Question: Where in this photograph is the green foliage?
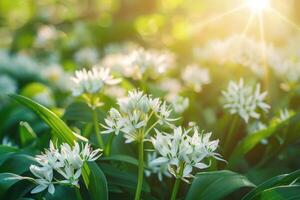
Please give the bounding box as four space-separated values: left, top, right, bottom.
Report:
186 170 255 200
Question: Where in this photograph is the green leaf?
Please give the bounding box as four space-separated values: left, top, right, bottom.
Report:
10 94 77 144
186 170 255 200
100 163 150 193
19 121 37 146
0 145 18 166
260 185 300 200
228 125 277 167
63 102 105 123
82 162 108 200
0 154 35 174
0 173 26 198
243 169 300 200
100 154 139 166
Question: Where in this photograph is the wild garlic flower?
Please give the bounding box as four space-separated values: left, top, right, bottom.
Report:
222 79 270 123
170 95 189 114
29 141 101 195
182 64 211 92
151 126 222 182
35 25 58 48
71 67 121 97
74 47 99 67
0 75 17 96
102 90 176 143
101 47 175 80
145 152 171 182
30 165 55 194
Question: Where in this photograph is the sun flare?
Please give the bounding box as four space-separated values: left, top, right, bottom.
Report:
246 0 270 13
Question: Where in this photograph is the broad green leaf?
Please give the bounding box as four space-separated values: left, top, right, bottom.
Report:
0 145 18 166
260 185 300 200
100 163 150 192
0 154 35 174
100 154 139 166
186 170 255 200
10 94 77 144
63 102 105 122
82 162 108 200
243 169 300 200
19 121 37 146
0 173 26 198
228 112 300 167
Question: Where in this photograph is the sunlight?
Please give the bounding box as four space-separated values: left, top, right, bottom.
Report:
246 0 270 13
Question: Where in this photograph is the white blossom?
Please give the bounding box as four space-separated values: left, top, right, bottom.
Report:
101 47 175 80
222 79 270 123
145 152 171 181
102 90 175 143
29 141 101 195
151 126 222 182
30 165 55 194
170 95 189 114
71 67 121 96
74 47 99 67
182 64 210 92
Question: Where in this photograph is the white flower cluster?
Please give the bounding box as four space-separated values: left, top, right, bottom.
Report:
151 126 222 182
71 67 121 96
29 141 101 195
74 47 99 67
101 47 175 80
145 152 171 182
0 50 40 80
170 95 189 114
195 35 269 77
182 64 211 92
34 25 59 48
102 90 175 143
222 79 270 123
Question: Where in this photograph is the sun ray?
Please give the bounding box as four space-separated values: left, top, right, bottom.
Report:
241 12 255 36
191 4 247 32
258 12 270 97
270 7 300 31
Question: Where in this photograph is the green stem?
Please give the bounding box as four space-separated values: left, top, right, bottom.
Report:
104 133 115 156
170 162 185 200
75 188 83 200
224 115 239 155
134 139 144 200
144 120 160 137
92 109 104 149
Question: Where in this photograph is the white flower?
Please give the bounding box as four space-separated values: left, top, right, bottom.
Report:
102 90 175 143
0 75 17 95
35 25 58 48
151 126 222 181
29 141 101 194
74 47 99 66
278 108 293 122
170 95 189 114
222 79 270 123
145 152 171 181
182 64 210 92
101 47 175 80
80 143 102 161
71 67 121 96
57 165 82 187
30 165 55 194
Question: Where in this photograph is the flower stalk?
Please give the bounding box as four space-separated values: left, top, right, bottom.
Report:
170 162 184 200
92 108 104 149
224 115 238 155
135 136 144 200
